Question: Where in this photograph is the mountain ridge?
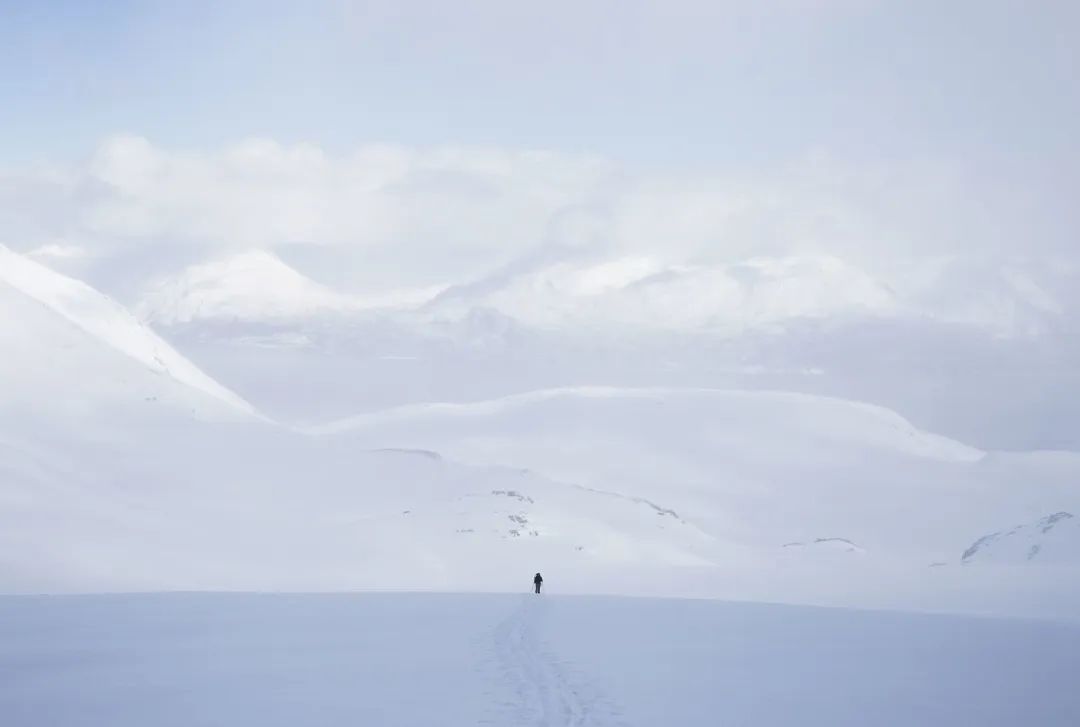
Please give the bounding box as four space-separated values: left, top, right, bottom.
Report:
0 245 257 419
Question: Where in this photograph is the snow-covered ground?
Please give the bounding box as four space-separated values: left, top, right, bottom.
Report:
2 245 1079 618
1 592 1078 727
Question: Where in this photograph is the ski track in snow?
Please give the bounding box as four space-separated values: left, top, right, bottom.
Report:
492 596 623 727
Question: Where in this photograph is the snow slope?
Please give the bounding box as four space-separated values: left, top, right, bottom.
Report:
1 592 1078 727
0 424 721 593
0 245 255 419
134 252 906 334
4 350 1076 615
312 387 1005 557
307 386 1080 612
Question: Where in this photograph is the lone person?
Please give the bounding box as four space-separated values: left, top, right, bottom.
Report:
533 572 543 594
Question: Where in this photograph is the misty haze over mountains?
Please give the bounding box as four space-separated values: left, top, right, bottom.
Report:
112 240 1080 450
6 134 1079 452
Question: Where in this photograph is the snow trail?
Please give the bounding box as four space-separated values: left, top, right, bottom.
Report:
493 596 623 726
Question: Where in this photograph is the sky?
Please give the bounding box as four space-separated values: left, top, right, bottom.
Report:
2 0 1077 168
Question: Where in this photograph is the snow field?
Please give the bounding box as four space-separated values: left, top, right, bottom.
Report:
1 593 1078 727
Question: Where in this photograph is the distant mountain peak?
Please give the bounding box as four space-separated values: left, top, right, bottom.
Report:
137 250 442 325
136 250 352 325
421 253 904 333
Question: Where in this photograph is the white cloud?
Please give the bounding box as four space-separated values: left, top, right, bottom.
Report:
1 138 1034 263
0 135 1074 336
61 136 616 281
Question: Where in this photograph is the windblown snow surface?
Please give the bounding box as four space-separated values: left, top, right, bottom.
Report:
3 246 1080 725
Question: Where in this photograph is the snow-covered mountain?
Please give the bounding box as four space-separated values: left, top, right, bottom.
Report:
134 247 1071 337
962 512 1079 565
418 251 1071 338
425 255 904 333
3 248 1080 617
136 250 442 325
126 246 1080 450
0 245 255 420
136 250 353 324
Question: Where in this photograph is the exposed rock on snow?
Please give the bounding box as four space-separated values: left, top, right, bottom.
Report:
962 512 1079 565
782 538 865 553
